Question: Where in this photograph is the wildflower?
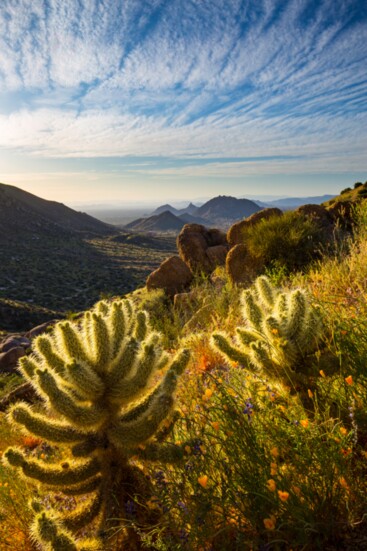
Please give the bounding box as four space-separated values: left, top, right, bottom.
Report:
345 375 353 385
271 328 279 335
339 477 349 490
40 453 46 460
243 398 254 419
198 475 208 488
341 447 352 457
307 389 313 399
267 479 276 492
340 427 348 436
319 369 326 377
263 516 276 530
203 388 213 400
278 490 289 502
270 447 279 458
211 421 220 431
300 419 309 428
270 462 277 476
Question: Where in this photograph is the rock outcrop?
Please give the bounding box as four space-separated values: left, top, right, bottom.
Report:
295 204 333 227
146 255 193 296
177 224 228 274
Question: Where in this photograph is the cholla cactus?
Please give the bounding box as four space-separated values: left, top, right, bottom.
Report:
3 299 190 550
212 276 323 385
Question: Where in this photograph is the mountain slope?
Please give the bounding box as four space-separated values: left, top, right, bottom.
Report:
196 195 261 223
125 211 186 232
0 184 177 327
0 182 113 242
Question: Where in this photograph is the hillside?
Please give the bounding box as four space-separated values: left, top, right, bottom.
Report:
0 182 113 242
323 181 367 205
0 184 177 329
125 211 186 232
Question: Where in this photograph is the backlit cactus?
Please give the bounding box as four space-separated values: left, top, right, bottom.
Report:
3 299 190 550
212 276 323 385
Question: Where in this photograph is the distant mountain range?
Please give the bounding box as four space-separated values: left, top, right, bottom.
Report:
126 195 261 231
253 195 336 209
125 193 337 232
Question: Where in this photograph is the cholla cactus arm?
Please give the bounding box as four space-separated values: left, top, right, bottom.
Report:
61 476 102 496
285 290 307 343
66 361 104 400
4 449 100 486
242 290 263 332
109 343 157 402
8 403 87 443
36 369 106 428
55 323 90 364
35 336 66 374
33 511 78 551
90 314 110 372
255 276 276 309
134 311 148 341
31 503 102 551
236 328 259 346
212 333 249 366
18 356 38 382
105 337 139 389
62 491 103 531
108 394 174 449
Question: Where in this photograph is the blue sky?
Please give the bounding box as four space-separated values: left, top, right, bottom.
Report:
0 0 366 206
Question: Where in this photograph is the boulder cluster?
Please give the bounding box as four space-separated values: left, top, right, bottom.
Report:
146 202 354 297
0 321 56 375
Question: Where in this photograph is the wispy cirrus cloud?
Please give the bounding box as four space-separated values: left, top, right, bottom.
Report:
0 0 366 198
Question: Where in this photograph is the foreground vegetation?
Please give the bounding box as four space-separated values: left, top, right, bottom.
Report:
1 202 367 549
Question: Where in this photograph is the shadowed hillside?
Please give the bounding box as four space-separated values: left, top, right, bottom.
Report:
0 184 176 329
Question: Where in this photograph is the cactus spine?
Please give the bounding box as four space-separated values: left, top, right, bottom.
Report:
212 276 323 385
4 299 190 550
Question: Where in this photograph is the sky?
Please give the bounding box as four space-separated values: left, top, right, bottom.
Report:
0 0 366 206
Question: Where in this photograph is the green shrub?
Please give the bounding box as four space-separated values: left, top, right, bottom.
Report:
240 211 324 273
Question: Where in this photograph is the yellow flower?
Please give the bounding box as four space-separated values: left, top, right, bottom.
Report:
211 421 220 431
270 447 279 458
319 369 326 378
339 477 349 490
267 479 276 492
263 516 276 530
278 490 289 502
198 475 208 488
307 389 313 399
300 419 309 428
345 375 353 385
339 427 348 436
270 462 277 476
202 388 213 400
